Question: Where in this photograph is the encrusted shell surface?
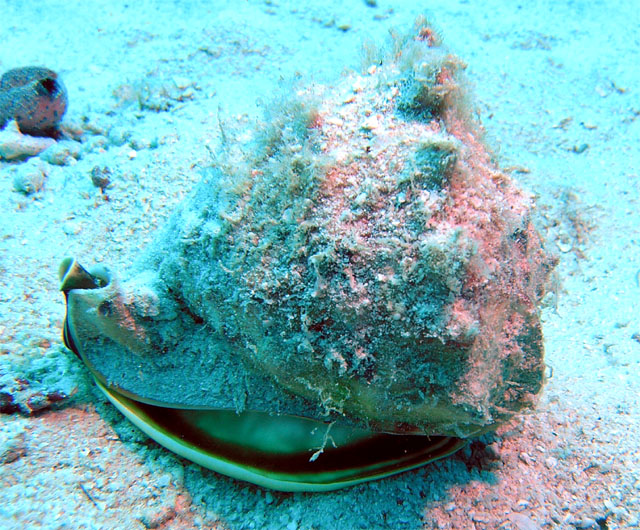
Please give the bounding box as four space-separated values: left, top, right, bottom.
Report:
65 22 554 438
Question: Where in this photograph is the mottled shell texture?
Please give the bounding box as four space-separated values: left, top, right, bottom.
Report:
66 22 553 438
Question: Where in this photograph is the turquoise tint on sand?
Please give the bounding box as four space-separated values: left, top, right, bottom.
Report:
1 1 639 528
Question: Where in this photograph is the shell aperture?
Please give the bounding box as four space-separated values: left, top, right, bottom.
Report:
95 378 466 492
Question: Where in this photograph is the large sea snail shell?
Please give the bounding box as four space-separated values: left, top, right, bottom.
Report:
59 258 466 491
58 20 553 491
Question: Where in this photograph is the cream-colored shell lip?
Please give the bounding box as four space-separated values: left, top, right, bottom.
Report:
95 377 466 492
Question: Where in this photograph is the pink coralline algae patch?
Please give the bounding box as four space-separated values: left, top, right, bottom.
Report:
235 20 556 435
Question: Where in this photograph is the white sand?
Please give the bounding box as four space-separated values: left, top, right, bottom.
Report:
1 1 638 529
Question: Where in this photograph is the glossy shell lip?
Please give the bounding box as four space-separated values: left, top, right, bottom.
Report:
60 258 466 491
97 378 466 492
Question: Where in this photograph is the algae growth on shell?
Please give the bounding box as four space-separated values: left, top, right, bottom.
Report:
63 19 554 440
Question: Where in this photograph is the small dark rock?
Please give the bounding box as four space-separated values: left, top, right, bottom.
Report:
0 392 19 414
90 166 112 191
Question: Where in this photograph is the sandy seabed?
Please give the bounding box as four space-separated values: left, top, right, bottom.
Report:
1 1 639 529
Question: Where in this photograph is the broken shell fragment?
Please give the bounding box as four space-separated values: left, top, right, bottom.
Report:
59 19 554 490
